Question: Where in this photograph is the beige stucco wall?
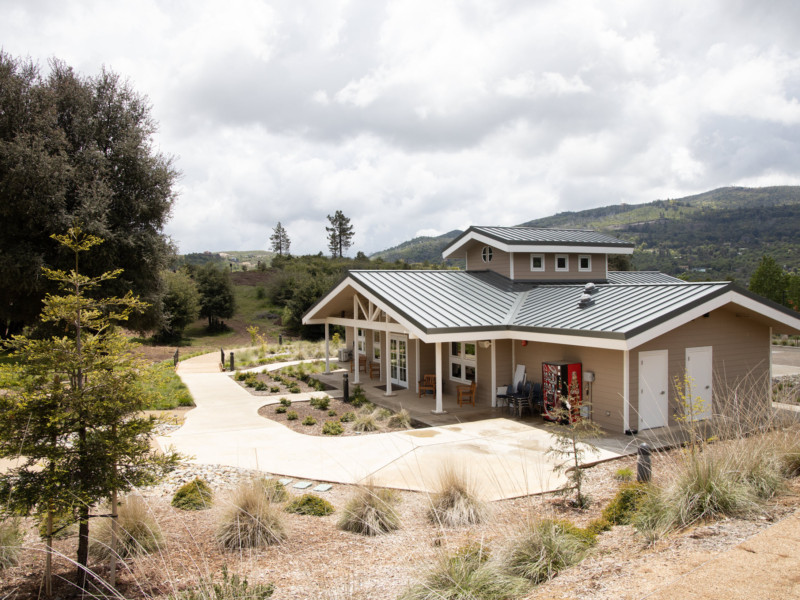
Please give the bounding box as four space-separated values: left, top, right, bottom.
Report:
465 243 512 277
631 306 771 429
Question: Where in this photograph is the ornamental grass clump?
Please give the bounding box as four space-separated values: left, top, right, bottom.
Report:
504 519 594 585
170 565 274 599
258 478 288 503
400 542 528 600
352 414 378 432
338 486 400 536
0 517 23 570
388 408 411 429
216 481 287 549
427 464 488 527
90 495 163 559
172 478 213 511
285 493 334 517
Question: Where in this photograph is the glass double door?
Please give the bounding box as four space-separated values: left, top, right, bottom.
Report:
389 336 408 388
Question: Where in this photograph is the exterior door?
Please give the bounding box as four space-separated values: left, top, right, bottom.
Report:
638 350 668 431
686 346 713 421
390 336 408 387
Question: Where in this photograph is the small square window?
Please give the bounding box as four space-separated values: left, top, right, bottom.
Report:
530 254 545 272
579 255 591 272
555 255 569 272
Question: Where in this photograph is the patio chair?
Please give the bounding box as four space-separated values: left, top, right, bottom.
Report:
517 382 535 417
457 381 477 406
369 361 381 379
531 382 543 414
350 354 367 374
510 381 532 417
418 373 436 397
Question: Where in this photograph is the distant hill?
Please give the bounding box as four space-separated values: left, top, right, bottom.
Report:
370 229 463 264
370 186 800 283
177 250 276 271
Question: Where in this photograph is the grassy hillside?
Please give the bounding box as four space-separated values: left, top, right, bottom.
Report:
370 230 463 264
370 186 800 283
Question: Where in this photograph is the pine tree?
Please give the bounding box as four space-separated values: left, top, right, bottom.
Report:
326 210 355 258
0 227 178 591
270 222 291 255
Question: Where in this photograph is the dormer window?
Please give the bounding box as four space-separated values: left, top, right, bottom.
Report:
530 254 545 272
481 246 493 263
555 255 569 272
579 255 591 272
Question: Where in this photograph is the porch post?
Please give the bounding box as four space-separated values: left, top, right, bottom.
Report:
490 341 497 408
433 341 445 414
324 322 330 374
385 315 392 396
623 349 630 433
353 296 360 384
415 339 420 395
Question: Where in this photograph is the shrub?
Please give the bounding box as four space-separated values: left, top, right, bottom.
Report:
353 414 378 432
349 385 367 407
585 517 612 535
614 467 634 481
311 396 330 411
275 405 287 414
269 386 280 393
286 411 298 421
338 486 400 536
388 409 411 429
0 518 23 570
327 409 337 417
285 494 335 517
216 481 287 549
172 478 213 511
339 411 356 423
254 381 268 391
302 416 317 426
505 519 593 584
427 464 488 527
90 495 163 559
170 565 274 599
322 421 344 436
374 408 392 421
234 372 248 382
400 543 528 600
279 398 292 407
602 483 648 525
288 385 301 394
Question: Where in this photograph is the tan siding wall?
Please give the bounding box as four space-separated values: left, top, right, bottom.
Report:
513 252 606 281
495 339 513 389
512 341 626 432
465 241 511 277
476 343 492 405
631 307 771 428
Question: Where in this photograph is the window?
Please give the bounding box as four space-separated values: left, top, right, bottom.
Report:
555 255 569 272
372 330 381 361
481 246 493 263
579 255 591 272
450 341 477 383
530 254 545 272
357 328 366 355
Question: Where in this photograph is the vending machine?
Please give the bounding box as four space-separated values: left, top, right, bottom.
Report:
541 361 583 422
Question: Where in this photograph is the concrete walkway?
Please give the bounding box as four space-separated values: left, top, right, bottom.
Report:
158 353 620 501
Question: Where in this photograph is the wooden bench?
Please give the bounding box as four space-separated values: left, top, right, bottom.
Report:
418 374 436 397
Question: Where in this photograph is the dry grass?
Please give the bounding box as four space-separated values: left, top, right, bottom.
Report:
427 463 489 528
338 485 401 536
504 519 593 584
215 480 287 550
90 495 163 560
0 517 23 569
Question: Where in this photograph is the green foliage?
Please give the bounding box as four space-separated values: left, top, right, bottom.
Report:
614 467 634 481
327 409 337 417
270 222 291 256
302 416 316 426
400 543 528 600
322 421 344 436
196 263 236 331
90 495 163 559
0 227 179 586
749 255 789 304
375 408 392 421
338 486 400 536
349 385 367 407
274 405 287 414
0 53 178 335
505 519 594 584
288 384 301 394
216 481 287 549
138 360 194 409
602 483 648 526
326 210 355 258
169 565 274 600
0 518 23 570
284 494 334 517
339 411 356 423
279 398 292 407
37 508 77 540
286 411 298 421
172 478 213 511
158 270 200 341
310 396 330 411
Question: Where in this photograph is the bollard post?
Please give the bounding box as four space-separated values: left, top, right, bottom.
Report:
229 352 235 372
279 334 283 346
173 349 179 368
221 348 225 365
343 373 349 403
637 443 652 483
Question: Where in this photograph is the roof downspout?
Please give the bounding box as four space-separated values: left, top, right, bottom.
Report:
623 349 630 434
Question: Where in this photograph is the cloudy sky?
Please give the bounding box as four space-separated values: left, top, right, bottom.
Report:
3 1 800 255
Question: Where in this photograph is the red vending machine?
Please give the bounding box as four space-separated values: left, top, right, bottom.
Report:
542 361 582 422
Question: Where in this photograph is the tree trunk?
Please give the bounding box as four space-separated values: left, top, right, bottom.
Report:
76 503 90 590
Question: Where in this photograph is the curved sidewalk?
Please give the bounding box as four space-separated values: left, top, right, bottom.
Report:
158 353 620 500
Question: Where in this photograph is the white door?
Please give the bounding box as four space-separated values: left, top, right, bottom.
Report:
638 350 668 431
390 336 408 387
686 346 713 421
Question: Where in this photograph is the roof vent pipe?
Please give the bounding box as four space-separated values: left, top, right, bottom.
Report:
584 282 597 294
578 293 594 308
